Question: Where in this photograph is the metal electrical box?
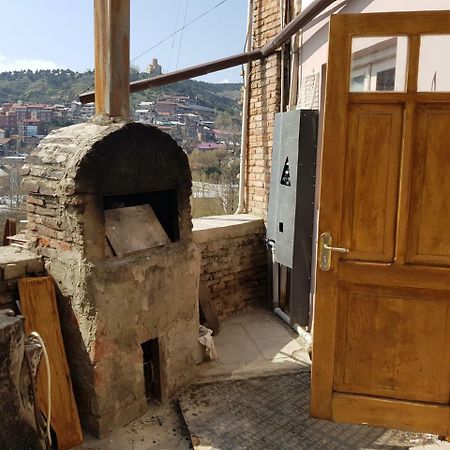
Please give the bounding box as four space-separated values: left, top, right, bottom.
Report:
267 109 318 326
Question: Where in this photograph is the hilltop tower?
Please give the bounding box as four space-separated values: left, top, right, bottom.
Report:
146 58 162 77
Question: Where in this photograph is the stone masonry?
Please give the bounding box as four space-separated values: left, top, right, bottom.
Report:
0 247 45 313
193 215 268 321
246 0 282 217
22 121 201 437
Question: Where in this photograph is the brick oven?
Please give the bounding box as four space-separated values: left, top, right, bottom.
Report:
22 121 201 437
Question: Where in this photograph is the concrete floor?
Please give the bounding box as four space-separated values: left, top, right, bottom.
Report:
195 306 311 382
74 401 192 450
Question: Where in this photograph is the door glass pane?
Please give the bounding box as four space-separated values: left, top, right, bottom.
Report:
418 35 450 92
350 36 408 92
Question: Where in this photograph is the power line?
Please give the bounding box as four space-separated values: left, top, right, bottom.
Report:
175 0 189 70
167 0 183 71
130 0 228 64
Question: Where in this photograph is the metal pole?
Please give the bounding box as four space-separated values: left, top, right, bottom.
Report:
235 0 253 214
80 0 338 104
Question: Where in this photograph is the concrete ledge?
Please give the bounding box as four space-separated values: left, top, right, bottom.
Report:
0 246 44 280
192 214 265 244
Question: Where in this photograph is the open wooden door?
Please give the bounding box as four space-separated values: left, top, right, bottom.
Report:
312 11 450 435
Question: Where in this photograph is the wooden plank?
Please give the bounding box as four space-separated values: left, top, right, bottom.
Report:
337 11 450 36
311 13 351 420
332 393 450 436
105 204 170 256
199 280 220 336
406 34 420 94
18 276 83 450
349 92 450 104
94 0 130 118
339 262 450 292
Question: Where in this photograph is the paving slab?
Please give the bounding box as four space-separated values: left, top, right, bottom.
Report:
196 306 311 382
242 320 293 340
179 372 439 450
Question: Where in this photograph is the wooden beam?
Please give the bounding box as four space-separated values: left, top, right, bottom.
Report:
94 0 130 118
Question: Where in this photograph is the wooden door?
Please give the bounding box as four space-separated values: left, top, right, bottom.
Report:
312 11 450 435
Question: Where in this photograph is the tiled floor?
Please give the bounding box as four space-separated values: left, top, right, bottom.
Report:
180 372 442 450
196 306 311 382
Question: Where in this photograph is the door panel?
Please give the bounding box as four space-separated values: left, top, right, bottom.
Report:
312 11 450 435
408 106 450 265
332 394 450 436
341 104 402 262
334 281 450 404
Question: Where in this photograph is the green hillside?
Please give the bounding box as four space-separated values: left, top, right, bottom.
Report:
0 69 242 115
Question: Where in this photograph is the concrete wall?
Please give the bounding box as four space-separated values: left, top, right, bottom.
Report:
193 215 268 320
82 241 200 436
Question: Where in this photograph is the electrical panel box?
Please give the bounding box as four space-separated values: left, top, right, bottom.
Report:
267 109 319 326
267 109 318 267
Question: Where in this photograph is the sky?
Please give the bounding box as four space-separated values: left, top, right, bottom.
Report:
0 0 249 83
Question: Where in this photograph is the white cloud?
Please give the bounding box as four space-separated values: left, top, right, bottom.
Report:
0 53 61 72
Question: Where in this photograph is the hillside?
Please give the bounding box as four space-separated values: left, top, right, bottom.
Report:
0 69 242 115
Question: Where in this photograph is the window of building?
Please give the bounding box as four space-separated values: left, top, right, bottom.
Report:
350 36 408 92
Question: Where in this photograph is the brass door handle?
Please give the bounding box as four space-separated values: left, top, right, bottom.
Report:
323 243 349 253
319 232 349 271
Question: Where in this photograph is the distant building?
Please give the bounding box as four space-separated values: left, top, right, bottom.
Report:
196 142 226 152
146 58 162 77
155 100 177 115
18 119 42 138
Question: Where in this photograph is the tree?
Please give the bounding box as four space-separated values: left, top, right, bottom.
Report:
189 149 239 216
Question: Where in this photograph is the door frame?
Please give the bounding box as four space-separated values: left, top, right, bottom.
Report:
311 11 450 436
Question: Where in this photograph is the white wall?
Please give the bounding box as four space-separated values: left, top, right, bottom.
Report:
298 0 450 107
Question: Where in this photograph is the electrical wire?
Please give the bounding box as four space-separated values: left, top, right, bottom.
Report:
130 0 228 64
30 331 52 448
168 0 183 71
175 0 189 70
79 0 229 97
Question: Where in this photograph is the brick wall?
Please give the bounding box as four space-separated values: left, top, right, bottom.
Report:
246 0 282 216
193 215 268 321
